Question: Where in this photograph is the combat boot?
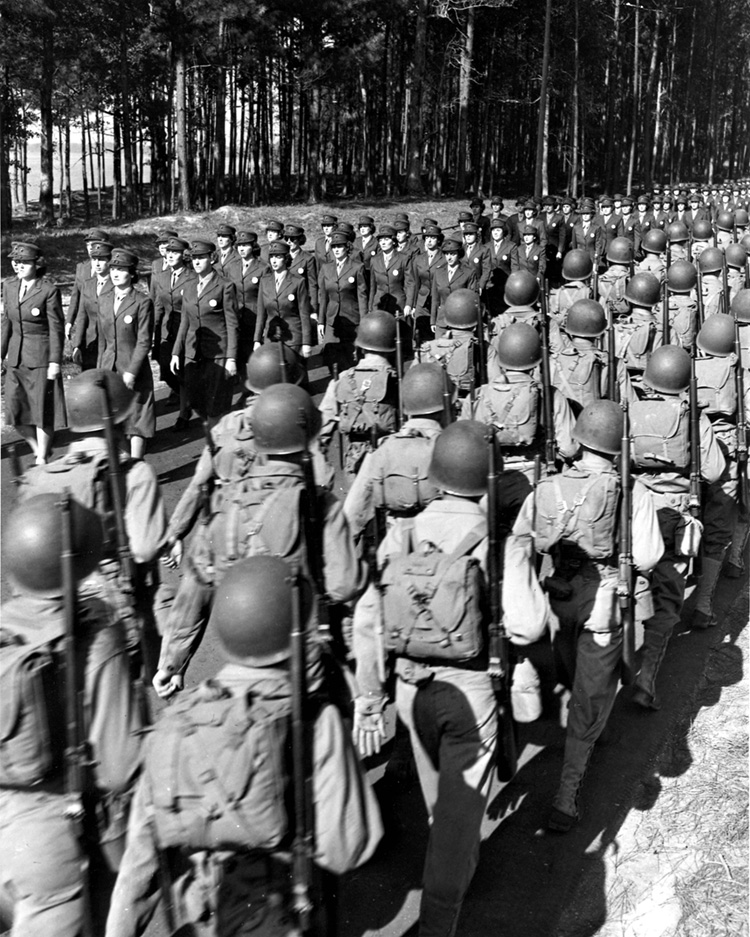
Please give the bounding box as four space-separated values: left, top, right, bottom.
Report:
691 556 723 629
632 630 670 710
548 737 594 832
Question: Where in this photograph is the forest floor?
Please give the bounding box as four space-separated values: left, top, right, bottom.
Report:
1 198 748 936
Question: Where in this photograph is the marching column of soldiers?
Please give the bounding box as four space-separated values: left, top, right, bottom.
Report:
1 180 750 937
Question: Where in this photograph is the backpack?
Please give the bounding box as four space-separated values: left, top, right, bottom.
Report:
480 380 540 446
696 356 737 416
380 522 487 662
373 432 440 514
0 629 66 787
599 273 629 316
552 349 602 408
534 470 620 558
335 368 397 438
419 337 475 392
144 681 289 852
630 398 691 470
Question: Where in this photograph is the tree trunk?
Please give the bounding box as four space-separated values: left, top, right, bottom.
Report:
213 16 226 207
534 0 553 197
626 1 640 194
112 111 122 219
454 7 475 196
38 9 55 225
64 119 72 217
603 0 621 192
569 0 580 196
174 19 190 211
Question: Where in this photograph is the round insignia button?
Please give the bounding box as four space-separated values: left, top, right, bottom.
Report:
31 308 41 316
298 267 304 274
348 276 355 283
288 293 295 301
124 315 133 324
502 255 508 261
252 277 259 284
209 299 217 307
371 250 377 256
394 269 400 276
474 257 480 264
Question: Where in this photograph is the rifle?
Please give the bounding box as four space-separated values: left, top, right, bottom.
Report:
60 492 95 937
661 279 670 345
696 264 705 329
592 263 599 303
442 367 454 425
200 419 216 524
300 436 331 648
487 426 518 782
290 564 317 935
617 403 636 685
538 281 556 471
475 300 488 387
395 313 405 429
689 346 702 524
279 339 289 383
721 255 730 316
735 316 749 518
531 454 541 569
332 363 344 471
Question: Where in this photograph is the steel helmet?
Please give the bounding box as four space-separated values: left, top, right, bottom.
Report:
210 556 313 666
698 247 724 274
428 420 495 496
245 344 304 393
403 363 454 416
494 322 542 371
716 210 735 232
607 237 634 265
566 299 607 337
644 345 691 394
572 400 623 455
562 249 593 281
735 209 749 226
641 229 667 254
354 311 397 353
667 221 689 244
66 370 134 433
724 243 748 269
625 272 661 307
3 494 104 595
731 289 750 323
503 270 540 307
696 314 735 357
742 234 750 253
666 260 697 293
250 384 321 454
691 219 714 240
444 289 480 329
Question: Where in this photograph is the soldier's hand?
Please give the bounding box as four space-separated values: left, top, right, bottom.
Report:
170 354 180 374
71 347 82 365
123 371 135 390
254 341 262 351
225 357 237 377
161 539 183 569
153 669 182 699
65 322 73 341
317 324 325 343
353 711 386 758
301 344 312 358
47 362 61 380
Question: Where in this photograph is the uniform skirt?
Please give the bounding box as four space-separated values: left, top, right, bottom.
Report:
123 368 156 438
184 358 233 418
5 365 67 429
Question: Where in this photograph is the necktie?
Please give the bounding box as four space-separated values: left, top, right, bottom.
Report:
114 293 123 313
243 263 250 276
19 282 27 302
448 267 456 282
97 279 106 296
275 275 284 292
337 262 345 276
171 271 179 290
197 278 207 297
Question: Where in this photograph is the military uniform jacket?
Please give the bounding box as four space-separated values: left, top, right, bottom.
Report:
96 287 154 383
231 257 270 312
368 251 408 315
152 265 196 344
684 208 711 232
636 211 656 234
353 235 380 275
430 265 480 327
487 239 520 279
213 247 243 283
314 233 334 268
318 257 368 337
174 272 239 361
596 214 624 250
406 249 446 312
71 274 113 351
462 243 492 290
652 210 670 230
559 212 578 254
66 258 97 326
513 216 547 249
543 212 565 252
1 276 64 369
254 270 313 348
571 221 605 262
288 249 319 312
518 243 547 279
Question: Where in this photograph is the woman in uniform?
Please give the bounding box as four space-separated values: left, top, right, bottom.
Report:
253 241 313 360
98 248 155 459
1 241 65 464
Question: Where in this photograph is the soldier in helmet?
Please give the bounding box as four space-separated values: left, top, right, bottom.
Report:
0 496 145 937
689 218 714 264
715 210 735 249
509 401 662 831
725 244 748 303
613 272 663 400
690 315 745 627
466 323 578 529
724 289 750 578
667 221 690 263
351 421 539 937
344 363 451 540
636 228 667 283
664 260 699 350
415 288 483 410
629 346 725 710
154 382 358 698
550 299 609 412
548 249 594 329
318 311 401 480
698 247 726 317
597 236 633 315
430 238 480 338
109 556 382 937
